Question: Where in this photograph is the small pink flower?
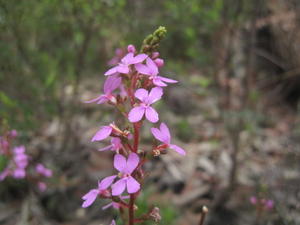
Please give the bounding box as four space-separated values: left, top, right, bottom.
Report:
91 125 113 142
250 196 257 205
127 44 136 53
110 220 116 225
35 163 52 177
111 153 140 196
108 48 124 66
135 58 177 87
82 175 117 208
102 195 130 210
99 137 123 152
105 53 147 76
151 123 186 156
85 75 121 104
265 199 274 210
13 168 26 179
128 87 163 123
37 182 47 192
154 58 164 67
13 146 28 169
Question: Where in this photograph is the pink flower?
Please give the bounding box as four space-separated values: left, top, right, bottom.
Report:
85 75 121 104
0 168 9 181
250 196 257 205
82 175 117 208
128 87 163 123
13 146 28 169
265 199 274 210
13 168 26 179
127 44 136 53
105 53 147 76
37 182 47 192
135 58 177 87
35 163 52 177
99 137 123 152
151 123 186 156
102 195 130 210
91 125 113 142
110 220 116 225
111 153 140 196
108 48 124 66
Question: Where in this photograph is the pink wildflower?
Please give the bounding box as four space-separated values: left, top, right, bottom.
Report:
82 175 117 208
111 153 140 196
151 123 186 156
108 48 124 66
102 195 130 210
85 75 121 104
35 163 52 177
105 53 147 76
37 182 47 192
135 58 177 87
99 137 123 152
128 87 163 123
110 220 116 225
127 44 136 53
250 196 257 205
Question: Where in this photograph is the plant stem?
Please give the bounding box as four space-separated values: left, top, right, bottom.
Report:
198 206 208 225
129 194 135 225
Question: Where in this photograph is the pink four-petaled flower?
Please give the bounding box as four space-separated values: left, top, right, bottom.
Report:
111 153 140 196
85 75 121 104
82 175 117 208
128 87 163 123
135 58 177 87
105 53 147 76
151 123 186 156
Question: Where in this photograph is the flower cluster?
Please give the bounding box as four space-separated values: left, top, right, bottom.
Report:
250 196 274 211
82 28 185 224
0 130 52 191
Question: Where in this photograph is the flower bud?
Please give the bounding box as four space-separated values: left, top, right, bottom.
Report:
154 58 164 67
149 207 161 223
127 45 136 53
152 52 159 59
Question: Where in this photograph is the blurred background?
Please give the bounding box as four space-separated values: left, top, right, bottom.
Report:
1 0 300 224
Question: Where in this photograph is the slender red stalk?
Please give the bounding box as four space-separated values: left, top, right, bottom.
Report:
129 194 135 225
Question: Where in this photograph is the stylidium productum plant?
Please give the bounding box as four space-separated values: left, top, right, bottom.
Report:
0 129 52 191
82 27 186 224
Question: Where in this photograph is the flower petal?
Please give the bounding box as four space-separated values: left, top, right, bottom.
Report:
134 88 148 102
98 145 113 152
151 127 167 143
121 53 134 64
102 202 113 210
117 65 129 74
169 144 186 156
104 66 118 76
112 178 126 196
114 154 127 172
160 123 171 142
91 126 112 142
98 175 117 190
82 189 98 208
131 53 148 64
103 75 122 94
145 107 159 123
148 87 163 104
146 58 158 75
128 106 145 123
135 63 151 75
159 76 178 83
125 153 140 174
126 176 140 194
84 95 103 103
153 77 167 87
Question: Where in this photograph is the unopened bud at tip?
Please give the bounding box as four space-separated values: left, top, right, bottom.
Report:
154 58 164 67
127 45 136 53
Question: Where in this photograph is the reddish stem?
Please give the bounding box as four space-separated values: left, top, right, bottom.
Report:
129 194 135 225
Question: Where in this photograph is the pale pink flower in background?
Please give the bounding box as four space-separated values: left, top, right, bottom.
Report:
111 153 140 196
99 137 123 152
250 196 257 205
108 48 124 66
37 182 47 192
82 175 117 208
110 220 116 225
128 87 163 123
102 195 129 210
85 75 121 104
105 52 147 76
135 58 177 87
151 123 186 156
35 163 52 177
